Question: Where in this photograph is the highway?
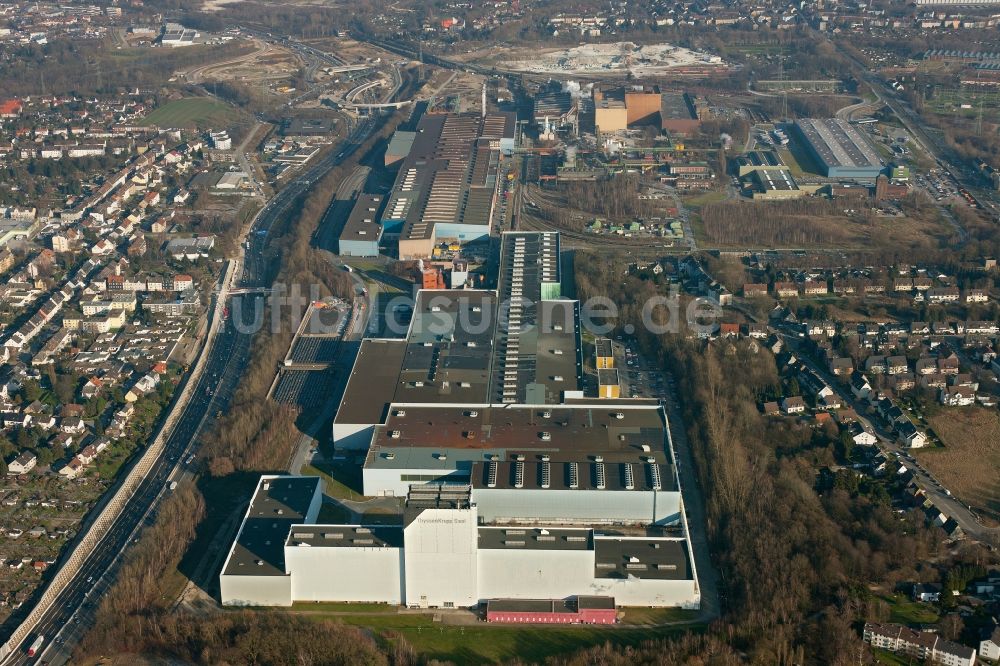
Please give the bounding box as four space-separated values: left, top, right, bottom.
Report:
1 115 382 666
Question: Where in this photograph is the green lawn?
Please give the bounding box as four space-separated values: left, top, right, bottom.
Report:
144 97 240 129
321 615 700 664
679 190 728 210
880 593 940 625
871 648 914 665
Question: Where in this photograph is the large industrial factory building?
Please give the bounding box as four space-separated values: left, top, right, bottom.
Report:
794 118 885 179
220 232 702 615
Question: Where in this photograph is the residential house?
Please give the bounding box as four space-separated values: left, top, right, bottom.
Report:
805 321 837 337
60 416 85 434
938 357 961 375
865 355 887 374
719 323 739 338
743 283 768 298
980 625 1000 662
802 280 828 296
941 386 975 407
773 282 799 298
851 371 873 400
920 373 948 390
899 421 928 449
928 287 960 303
913 583 942 602
77 444 98 465
886 356 909 375
888 372 916 392
59 457 83 479
125 372 160 402
850 424 878 447
828 357 853 376
7 452 37 475
832 280 856 294
864 622 975 666
965 288 989 303
80 376 102 400
781 396 806 414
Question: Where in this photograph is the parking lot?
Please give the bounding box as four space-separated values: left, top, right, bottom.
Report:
615 338 669 400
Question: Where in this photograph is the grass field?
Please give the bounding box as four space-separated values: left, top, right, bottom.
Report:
879 593 940 625
925 86 1000 123
871 648 914 665
679 189 729 210
144 97 241 129
300 613 700 663
920 408 1000 524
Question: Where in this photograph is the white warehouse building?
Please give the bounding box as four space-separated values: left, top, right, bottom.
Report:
221 482 700 610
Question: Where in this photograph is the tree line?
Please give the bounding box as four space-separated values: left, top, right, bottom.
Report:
572 250 998 663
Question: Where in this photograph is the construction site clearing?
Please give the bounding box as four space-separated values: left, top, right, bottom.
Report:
497 42 728 77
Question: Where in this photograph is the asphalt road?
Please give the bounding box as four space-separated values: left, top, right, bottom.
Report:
780 329 1000 544
2 118 381 666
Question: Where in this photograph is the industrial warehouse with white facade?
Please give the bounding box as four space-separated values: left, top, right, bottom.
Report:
220 232 701 618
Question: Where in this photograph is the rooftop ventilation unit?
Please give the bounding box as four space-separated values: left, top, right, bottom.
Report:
568 462 579 489
541 460 551 489
487 461 498 488
624 463 635 490
514 460 524 488
595 461 606 489
539 432 551 441
389 430 402 439
649 462 662 490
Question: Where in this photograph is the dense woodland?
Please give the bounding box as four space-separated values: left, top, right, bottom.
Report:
572 251 998 663
559 174 655 220
0 40 251 97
